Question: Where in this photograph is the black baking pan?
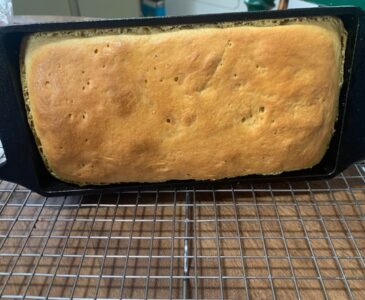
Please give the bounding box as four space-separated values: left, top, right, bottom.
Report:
0 6 364 196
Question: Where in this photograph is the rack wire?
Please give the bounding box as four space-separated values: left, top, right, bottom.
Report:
0 161 364 299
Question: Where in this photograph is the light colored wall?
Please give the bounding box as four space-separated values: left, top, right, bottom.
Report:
12 0 316 17
12 0 140 17
78 0 139 18
12 0 71 16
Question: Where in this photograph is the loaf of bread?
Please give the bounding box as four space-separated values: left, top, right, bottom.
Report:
21 17 346 185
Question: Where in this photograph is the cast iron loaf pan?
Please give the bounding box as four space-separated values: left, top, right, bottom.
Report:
0 6 364 196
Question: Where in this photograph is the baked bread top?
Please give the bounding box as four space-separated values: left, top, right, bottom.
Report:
21 17 346 185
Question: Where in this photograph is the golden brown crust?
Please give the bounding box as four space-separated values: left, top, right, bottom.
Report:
21 17 346 185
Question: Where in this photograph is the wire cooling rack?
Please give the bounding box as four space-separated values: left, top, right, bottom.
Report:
0 162 364 299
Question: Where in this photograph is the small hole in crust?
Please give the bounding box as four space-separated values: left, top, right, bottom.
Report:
102 64 106 68
82 112 87 119
45 81 51 88
67 113 72 118
160 78 164 82
81 70 85 74
166 118 171 123
87 80 91 85
241 117 246 123
106 43 110 48
233 73 237 78
174 76 179 82
256 64 260 69
85 138 89 142
155 54 158 58
153 66 157 70
82 86 86 90
81 162 86 167
145 79 148 84
259 106 265 113
94 48 98 54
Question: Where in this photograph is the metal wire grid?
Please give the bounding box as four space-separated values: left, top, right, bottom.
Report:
0 141 6 166
0 163 364 299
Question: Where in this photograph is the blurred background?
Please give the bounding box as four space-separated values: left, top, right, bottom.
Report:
11 0 318 18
